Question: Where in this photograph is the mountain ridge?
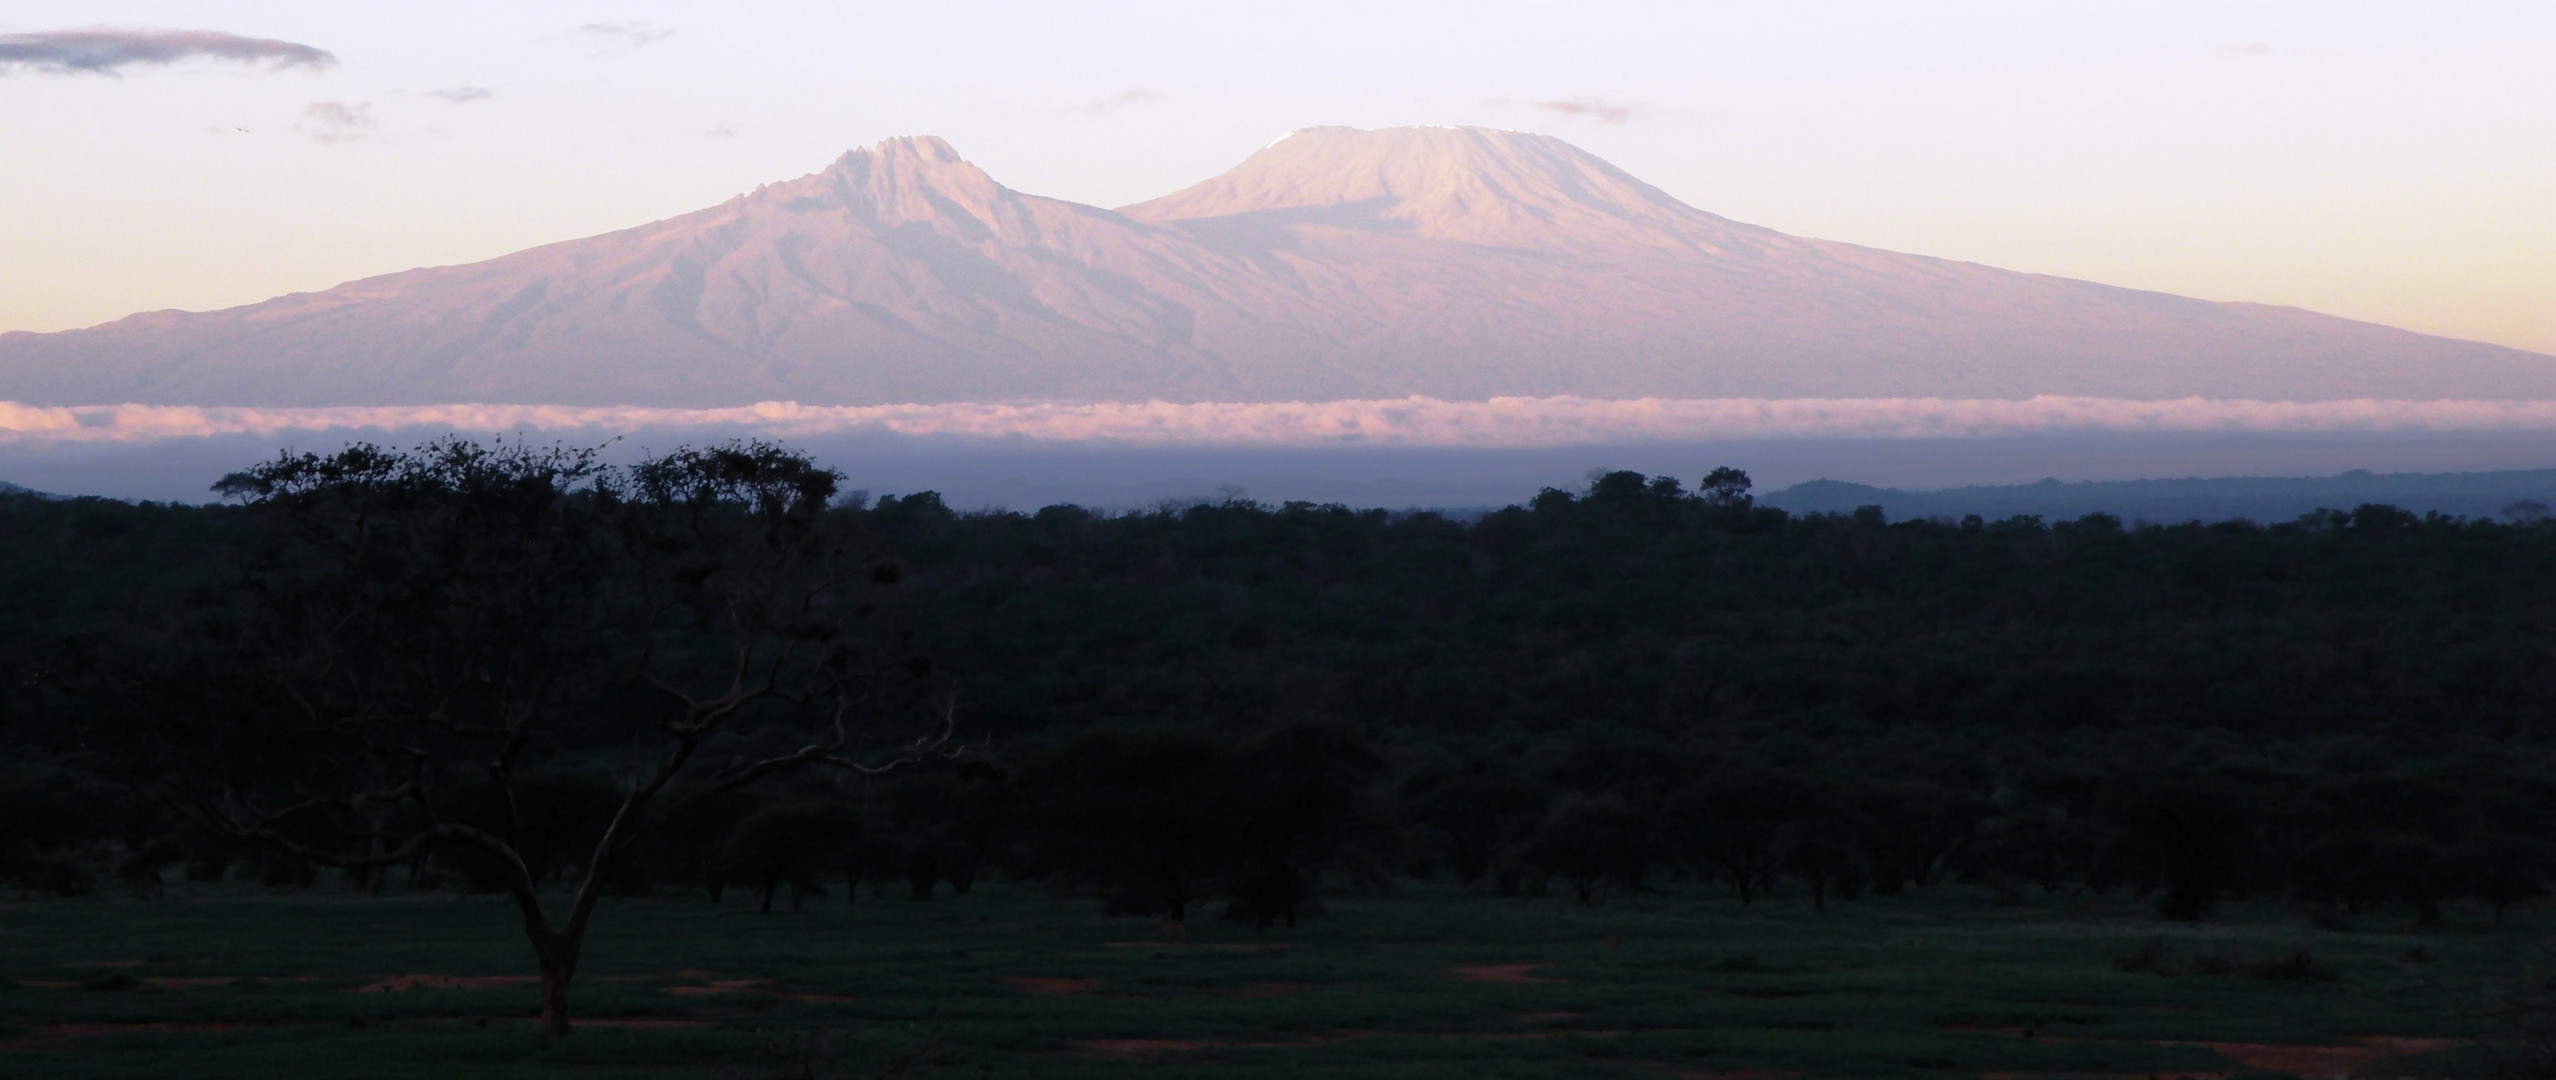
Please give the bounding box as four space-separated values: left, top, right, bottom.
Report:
3 125 2549 408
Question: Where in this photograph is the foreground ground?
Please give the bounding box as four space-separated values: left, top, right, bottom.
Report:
0 881 2532 1078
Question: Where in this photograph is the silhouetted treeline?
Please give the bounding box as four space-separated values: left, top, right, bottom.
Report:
4 453 2554 926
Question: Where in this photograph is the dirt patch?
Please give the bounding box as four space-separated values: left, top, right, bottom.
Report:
665 979 770 996
1078 1037 1311 1056
1980 1073 2222 1080
660 978 847 1004
142 977 236 990
349 974 538 993
574 1017 712 1030
6 1020 272 1047
1454 964 1556 984
1972 1031 2460 1077
2182 1036 2461 1077
1211 982 1308 999
1006 976 1107 995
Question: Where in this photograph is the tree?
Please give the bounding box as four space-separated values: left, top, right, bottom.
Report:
1025 726 1236 924
715 797 862 912
1223 722 1390 927
1670 772 1805 905
2105 779 2256 922
1698 466 1753 510
1527 793 1656 905
1402 763 1548 890
121 439 957 1036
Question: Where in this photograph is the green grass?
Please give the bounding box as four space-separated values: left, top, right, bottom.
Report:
0 879 2532 1078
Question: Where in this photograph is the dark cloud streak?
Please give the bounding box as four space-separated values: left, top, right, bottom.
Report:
1084 88 1164 114
299 101 375 144
1537 96 1639 125
577 22 672 52
0 28 335 76
427 85 491 103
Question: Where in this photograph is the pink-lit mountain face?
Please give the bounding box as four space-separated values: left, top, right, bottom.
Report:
2 126 2549 408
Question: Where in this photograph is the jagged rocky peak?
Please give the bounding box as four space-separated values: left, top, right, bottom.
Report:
747 134 1018 228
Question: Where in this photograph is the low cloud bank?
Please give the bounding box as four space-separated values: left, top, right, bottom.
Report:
7 396 2556 447
0 28 335 76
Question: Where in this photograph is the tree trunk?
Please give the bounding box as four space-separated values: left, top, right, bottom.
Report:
538 960 575 1038
500 872 585 1038
364 810 387 897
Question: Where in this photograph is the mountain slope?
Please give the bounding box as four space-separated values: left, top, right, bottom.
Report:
1 127 2548 407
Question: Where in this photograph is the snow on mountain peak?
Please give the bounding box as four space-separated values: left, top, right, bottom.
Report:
1119 125 1762 253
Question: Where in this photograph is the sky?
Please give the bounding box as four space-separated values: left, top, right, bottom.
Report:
2 1 2550 355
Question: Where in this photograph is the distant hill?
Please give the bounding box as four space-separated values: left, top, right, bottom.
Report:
0 480 64 500
2 126 2549 408
1761 469 2556 524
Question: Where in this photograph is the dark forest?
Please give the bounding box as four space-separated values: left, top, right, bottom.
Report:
4 440 2553 1034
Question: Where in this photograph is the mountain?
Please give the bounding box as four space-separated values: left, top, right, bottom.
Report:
1761 469 2556 524
3 126 2549 408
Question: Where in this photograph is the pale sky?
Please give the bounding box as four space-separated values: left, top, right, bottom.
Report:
3 1 2549 354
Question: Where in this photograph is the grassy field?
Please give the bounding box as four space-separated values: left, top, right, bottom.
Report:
0 879 2536 1078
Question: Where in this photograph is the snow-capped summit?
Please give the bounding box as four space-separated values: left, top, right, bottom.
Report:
1124 125 1755 254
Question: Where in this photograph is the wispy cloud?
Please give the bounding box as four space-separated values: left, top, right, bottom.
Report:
0 28 334 77
1537 96 1640 125
2215 41 2273 57
298 101 375 144
576 21 672 53
426 85 490 103
12 397 2556 447
1084 88 1164 114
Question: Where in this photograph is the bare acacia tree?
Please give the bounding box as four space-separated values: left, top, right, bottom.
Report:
130 438 955 1037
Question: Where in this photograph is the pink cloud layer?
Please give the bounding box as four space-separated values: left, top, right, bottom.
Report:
7 396 2556 446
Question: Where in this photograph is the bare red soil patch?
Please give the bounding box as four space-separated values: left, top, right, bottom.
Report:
659 978 847 1003
2182 1036 2460 1077
1454 964 1556 984
573 1018 712 1030
143 976 236 990
1981 1073 2222 1080
664 979 770 996
1210 982 1308 999
14 1020 270 1043
349 974 537 993
1078 1037 1306 1057
1981 1034 2462 1079
1006 976 1107 995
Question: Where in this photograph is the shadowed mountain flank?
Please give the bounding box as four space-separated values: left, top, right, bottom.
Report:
3 126 2549 408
